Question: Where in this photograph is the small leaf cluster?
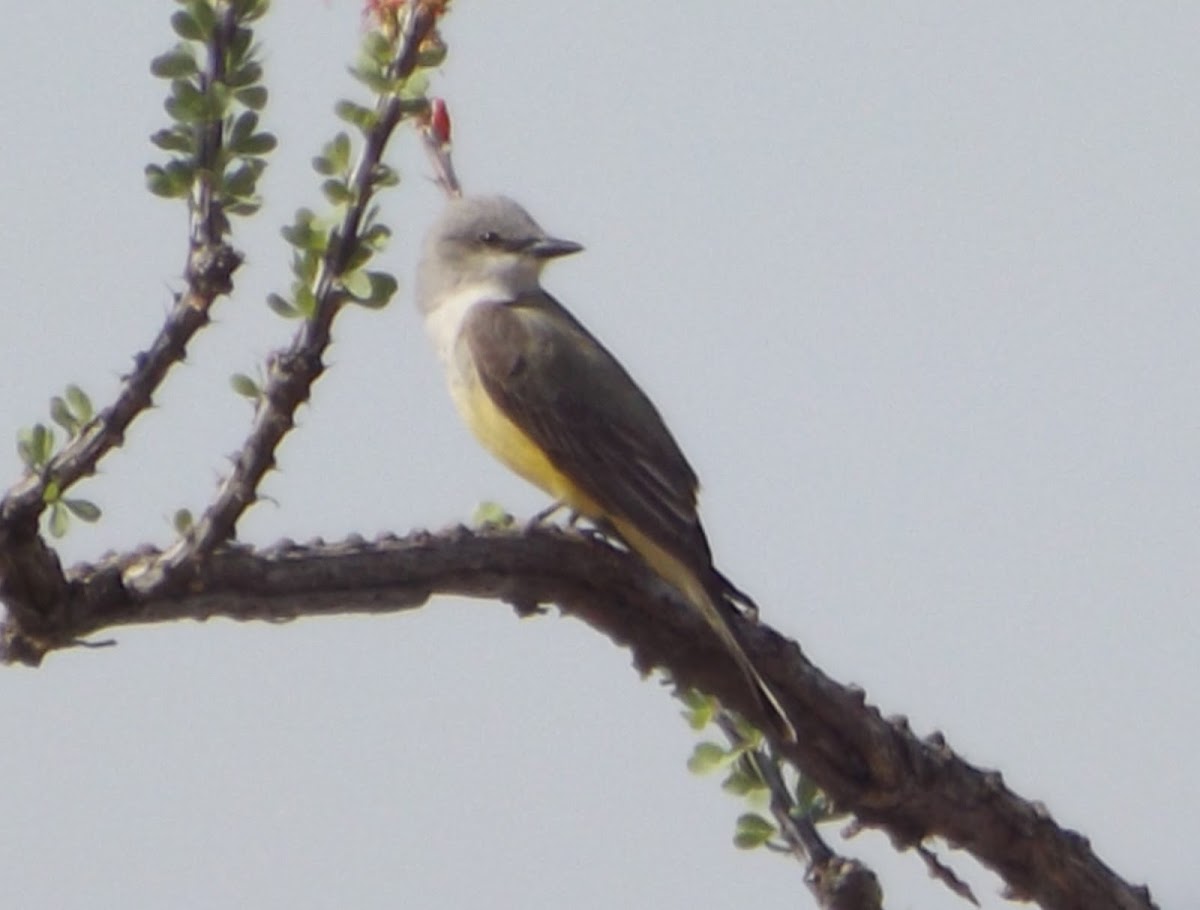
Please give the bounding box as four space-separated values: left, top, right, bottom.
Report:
348 30 443 115
145 0 275 217
682 690 846 851
42 484 102 540
49 384 94 436
16 424 56 475
270 199 395 318
16 385 93 471
16 385 101 538
314 128 399 310
472 501 515 529
268 15 455 321
685 704 770 800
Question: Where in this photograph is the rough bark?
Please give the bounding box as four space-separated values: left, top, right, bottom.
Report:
0 524 1158 910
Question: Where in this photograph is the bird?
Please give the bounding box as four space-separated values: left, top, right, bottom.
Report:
416 194 795 742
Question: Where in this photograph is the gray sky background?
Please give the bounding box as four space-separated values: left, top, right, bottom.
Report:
2 3 1196 908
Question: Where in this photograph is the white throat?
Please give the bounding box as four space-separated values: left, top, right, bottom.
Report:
422 281 514 366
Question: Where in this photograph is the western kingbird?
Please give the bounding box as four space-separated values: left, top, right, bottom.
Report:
417 195 795 742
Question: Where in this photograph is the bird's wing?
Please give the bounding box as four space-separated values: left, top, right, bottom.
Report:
462 292 715 569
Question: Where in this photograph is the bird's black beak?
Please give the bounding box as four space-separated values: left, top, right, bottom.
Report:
528 236 584 259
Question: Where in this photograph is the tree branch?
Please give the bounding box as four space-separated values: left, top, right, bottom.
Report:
161 1 441 572
714 712 886 910
0 525 1158 910
0 1 256 636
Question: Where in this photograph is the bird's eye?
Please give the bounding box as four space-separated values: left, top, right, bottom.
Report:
478 231 501 246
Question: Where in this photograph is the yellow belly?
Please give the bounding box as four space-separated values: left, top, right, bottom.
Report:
455 373 693 604
452 378 604 520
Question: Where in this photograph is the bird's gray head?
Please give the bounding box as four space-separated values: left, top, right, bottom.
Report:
416 195 583 313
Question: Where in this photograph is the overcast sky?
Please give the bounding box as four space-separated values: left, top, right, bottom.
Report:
1 3 1196 908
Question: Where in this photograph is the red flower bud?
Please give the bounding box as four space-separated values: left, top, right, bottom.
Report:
428 97 451 146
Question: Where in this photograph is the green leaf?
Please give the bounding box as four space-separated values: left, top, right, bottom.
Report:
228 110 258 144
173 508 195 535
722 759 767 797
206 82 234 119
341 269 372 300
226 60 263 88
726 711 765 746
17 426 46 470
361 32 393 67
165 80 209 123
361 223 392 251
237 132 276 156
48 502 69 539
370 163 400 189
794 774 822 814
49 397 77 434
229 24 254 60
333 132 352 169
318 132 352 174
294 248 322 283
321 178 354 206
342 242 372 274
266 293 299 319
43 479 61 504
472 501 514 529
145 162 194 198
31 424 54 466
396 99 430 120
721 770 756 797
64 498 102 523
15 433 34 469
687 741 729 775
398 72 430 101
235 85 268 111
150 47 198 79
230 373 261 400
353 271 398 309
293 284 317 318
416 38 448 68
232 0 270 23
679 689 716 730
170 9 205 41
223 157 267 195
732 813 776 850
223 164 259 199
281 212 326 252
150 127 195 154
348 64 390 95
281 223 311 249
226 199 262 217
334 99 377 132
185 0 217 36
277 219 324 250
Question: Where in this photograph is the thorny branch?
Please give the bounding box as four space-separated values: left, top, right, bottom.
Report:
714 713 886 910
0 6 247 642
0 526 1160 910
154 1 442 580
